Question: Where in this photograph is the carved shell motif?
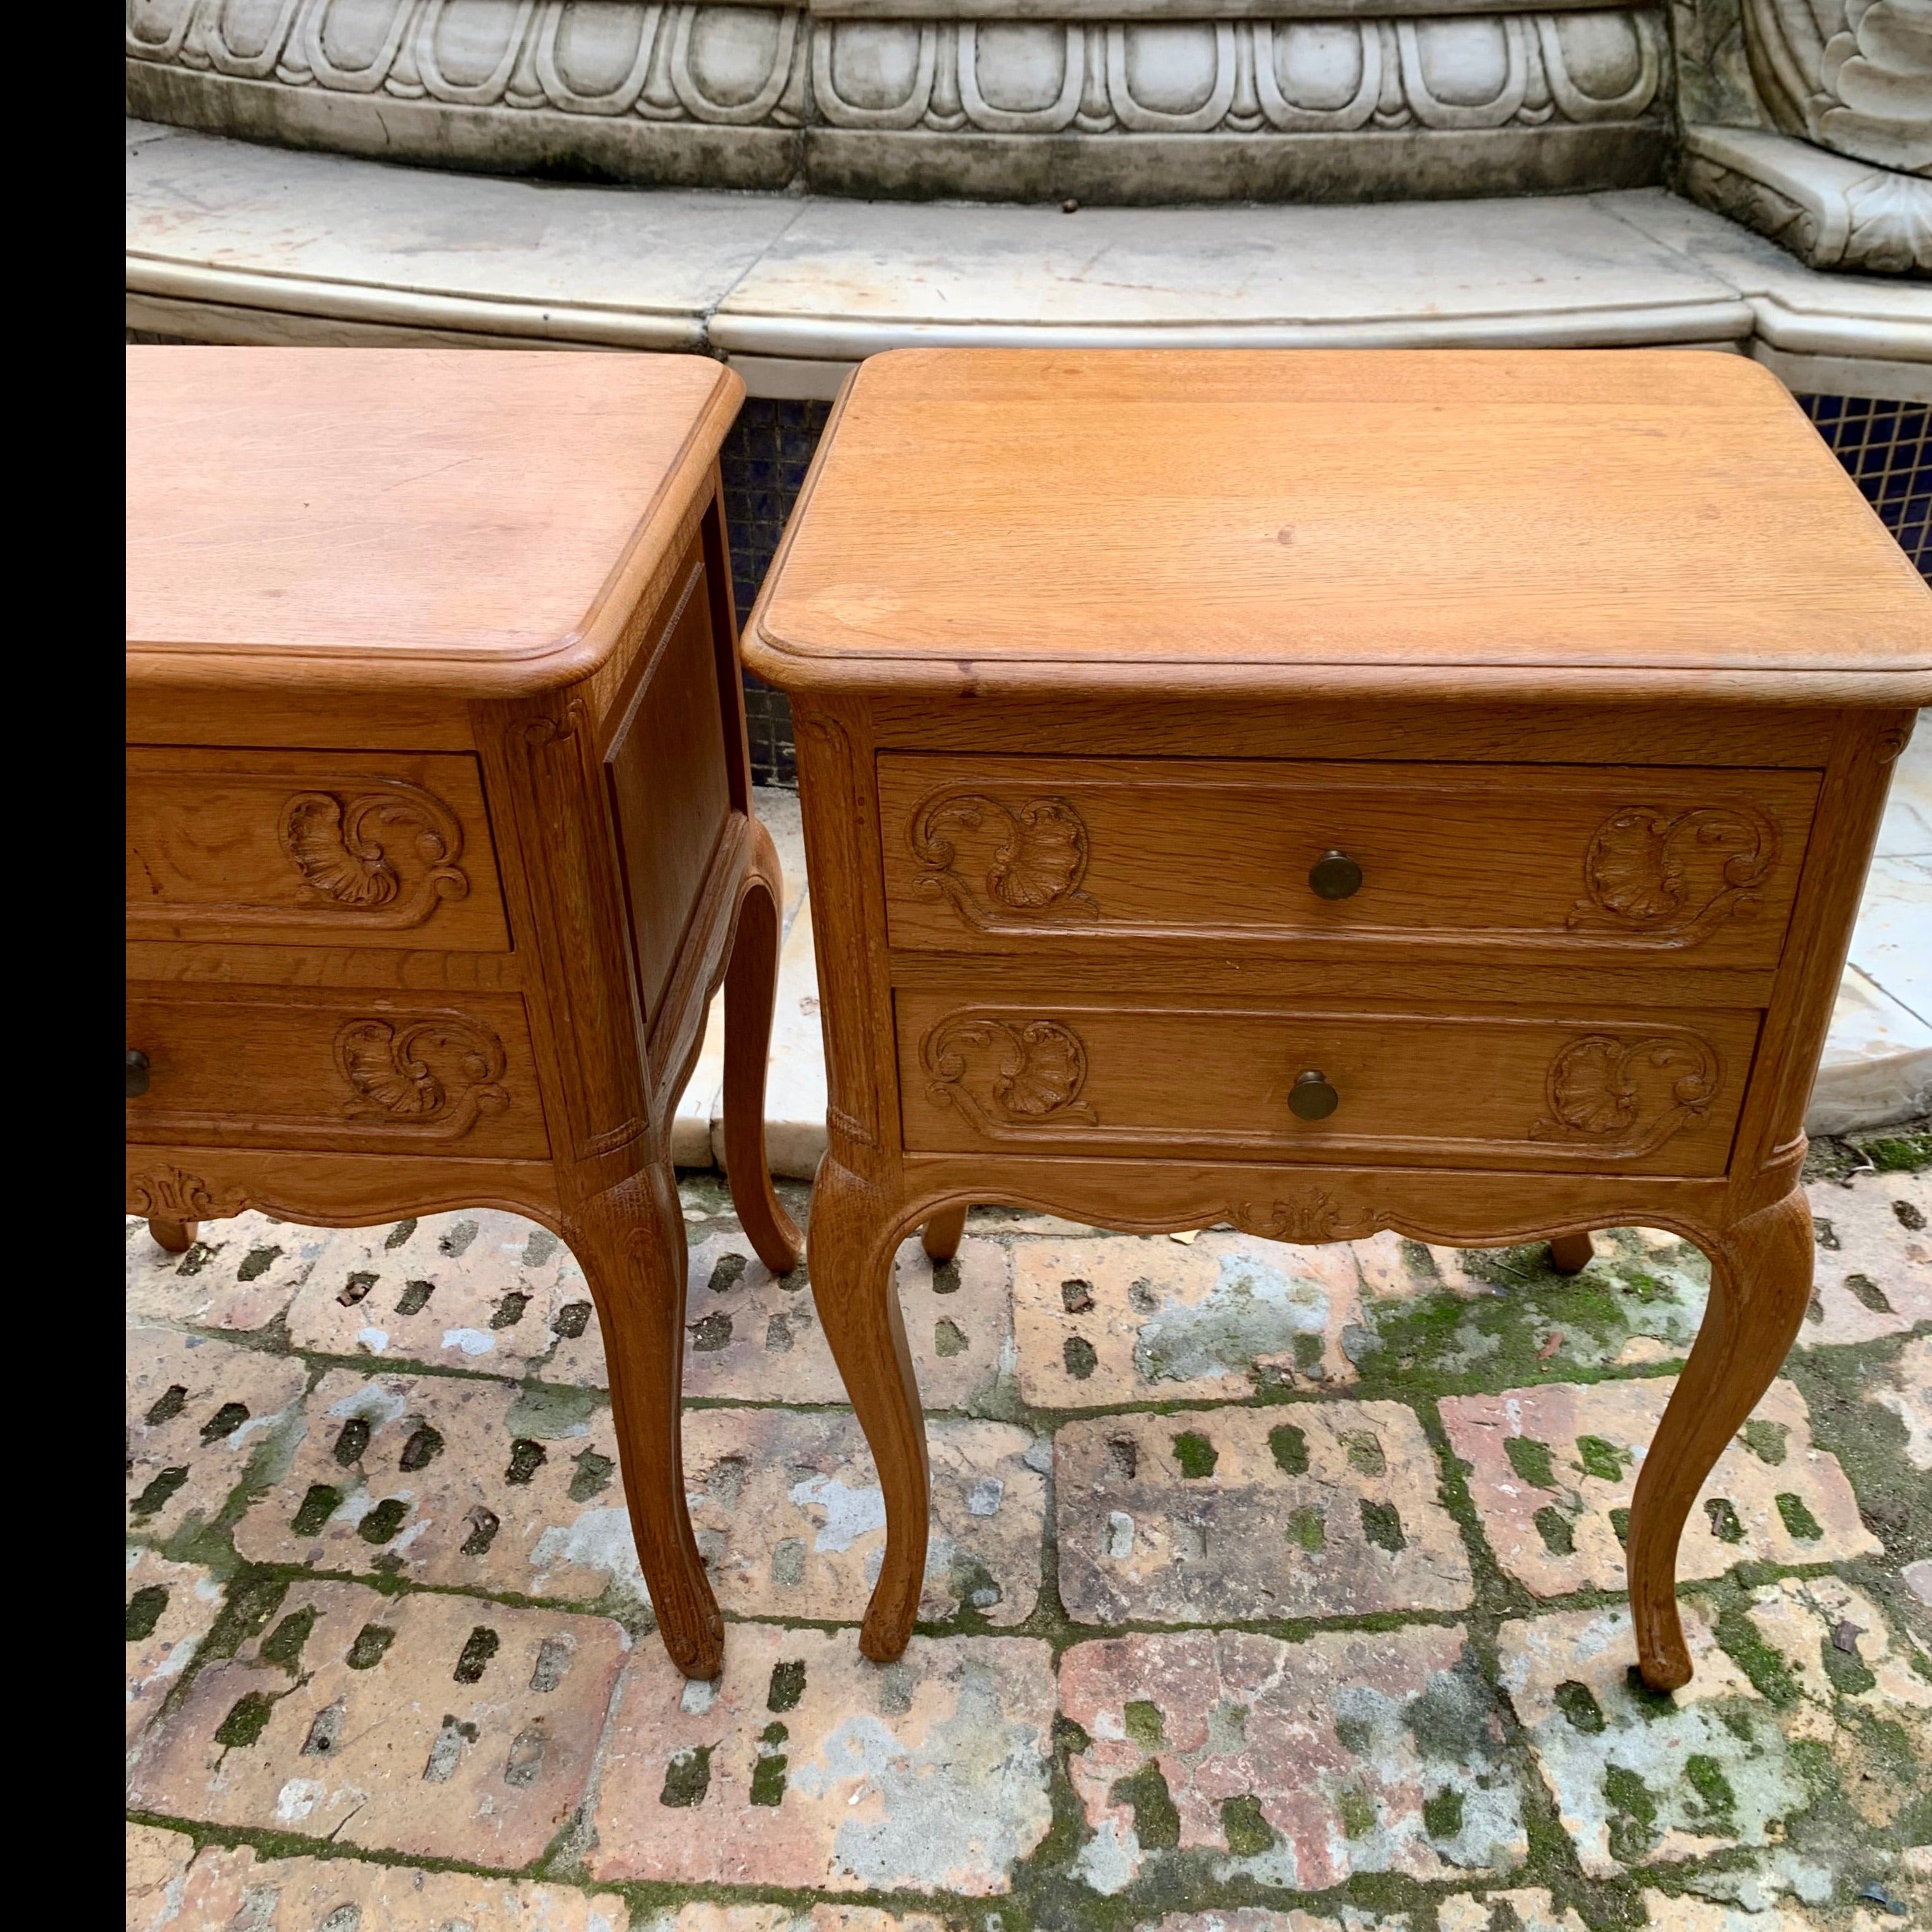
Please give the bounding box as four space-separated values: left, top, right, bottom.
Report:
280 786 470 917
335 1016 510 1136
911 793 1098 927
1567 803 1779 945
923 1016 1098 1134
1530 1033 1721 1157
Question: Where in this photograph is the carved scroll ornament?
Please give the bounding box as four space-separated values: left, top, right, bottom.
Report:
1567 803 1779 945
280 783 470 923
128 1164 240 1222
335 1015 510 1138
1530 1032 1721 1157
923 1015 1098 1134
911 792 1098 928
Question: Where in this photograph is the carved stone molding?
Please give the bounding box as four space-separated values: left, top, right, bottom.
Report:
922 1013 1098 1133
1567 798 1780 945
1530 1031 1721 1157
1683 123 1932 273
1741 0 1931 175
126 1162 242 1221
910 790 1097 927
280 782 470 920
126 0 1670 200
335 1014 512 1136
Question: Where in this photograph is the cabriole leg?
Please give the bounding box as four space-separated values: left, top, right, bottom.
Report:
149 1218 198 1255
566 1163 724 1680
721 820 804 1276
1548 1230 1595 1275
809 1155 929 1662
921 1206 969 1265
1626 1188 1813 1690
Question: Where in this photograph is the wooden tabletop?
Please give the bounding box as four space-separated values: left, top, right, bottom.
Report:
747 350 1931 706
126 348 740 696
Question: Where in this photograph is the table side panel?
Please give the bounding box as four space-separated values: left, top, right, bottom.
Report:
604 554 733 1030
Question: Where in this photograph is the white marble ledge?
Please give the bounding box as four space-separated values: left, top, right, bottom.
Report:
128 120 1929 398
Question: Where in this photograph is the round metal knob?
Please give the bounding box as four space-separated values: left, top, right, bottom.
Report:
1288 1070 1338 1121
1308 850 1363 900
127 1049 151 1099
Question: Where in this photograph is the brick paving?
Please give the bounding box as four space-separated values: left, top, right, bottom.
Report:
128 1138 1931 1930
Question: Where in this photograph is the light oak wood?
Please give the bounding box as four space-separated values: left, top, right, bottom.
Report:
749 348 1932 1694
879 755 1817 966
126 348 738 697
126 747 508 950
753 351 1931 706
921 1205 969 1263
126 350 799 1680
1548 1230 1596 1274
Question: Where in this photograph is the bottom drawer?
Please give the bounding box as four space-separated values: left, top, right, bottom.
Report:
126 983 550 1160
896 995 1759 1176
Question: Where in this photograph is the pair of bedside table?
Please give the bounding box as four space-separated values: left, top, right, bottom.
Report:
126 350 797 1681
746 349 1931 1692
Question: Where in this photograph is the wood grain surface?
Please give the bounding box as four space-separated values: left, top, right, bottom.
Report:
126 351 796 1681
879 754 1818 965
748 350 1932 705
126 348 740 695
756 351 1916 1690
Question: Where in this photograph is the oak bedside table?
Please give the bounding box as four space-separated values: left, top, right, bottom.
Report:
744 348 1931 1692
126 348 800 1681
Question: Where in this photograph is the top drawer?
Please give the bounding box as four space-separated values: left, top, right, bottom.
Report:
878 756 1820 966
127 748 510 950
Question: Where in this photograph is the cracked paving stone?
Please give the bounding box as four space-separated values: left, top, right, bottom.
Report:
1799 1171 1931 1347
685 1409 1043 1625
126 1824 195 1931
1013 1232 1368 1407
126 1577 627 1868
550 1232 1011 1412
126 1328 309 1542
637 1910 947 1931
1061 1624 1525 1895
1058 1400 1472 1624
233 1369 653 1610
1439 1377 1876 1598
126 1549 224 1748
286 1210 585 1373
1141 1912 1413 1931
1437 1895 1588 1932
133 1837 634 1929
1870 1333 1931 1471
1636 1895 1917 1929
588 1625 1056 1893
1498 1603 1821 1878
1732 1573 1931 1834
126 1210 329 1334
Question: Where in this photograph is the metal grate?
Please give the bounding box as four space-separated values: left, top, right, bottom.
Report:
1798 396 1929 577
720 398 832 786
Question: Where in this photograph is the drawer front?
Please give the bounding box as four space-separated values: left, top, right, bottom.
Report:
126 984 548 1159
878 756 1819 966
126 748 510 949
896 993 1760 1177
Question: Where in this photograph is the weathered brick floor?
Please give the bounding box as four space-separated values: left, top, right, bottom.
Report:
128 1131 1930 1932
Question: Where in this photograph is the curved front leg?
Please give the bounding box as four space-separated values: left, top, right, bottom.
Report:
721 818 804 1276
1627 1187 1813 1690
148 1218 198 1255
810 1155 929 1661
566 1163 724 1680
921 1206 969 1264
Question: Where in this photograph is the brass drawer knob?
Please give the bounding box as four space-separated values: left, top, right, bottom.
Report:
1308 850 1363 900
1289 1069 1339 1120
127 1049 151 1099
